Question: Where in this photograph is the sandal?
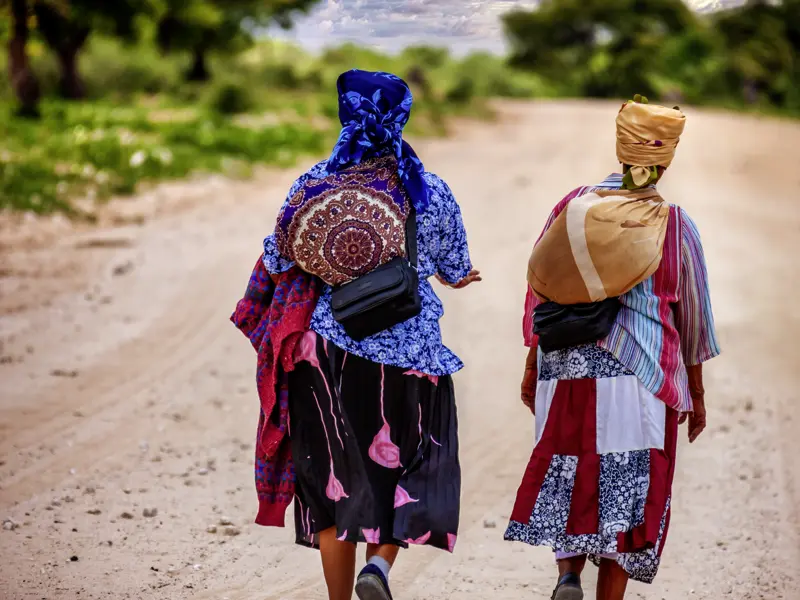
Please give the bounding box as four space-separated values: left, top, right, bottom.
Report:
355 563 394 600
551 572 584 600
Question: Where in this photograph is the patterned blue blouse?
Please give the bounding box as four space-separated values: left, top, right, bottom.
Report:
262 160 473 375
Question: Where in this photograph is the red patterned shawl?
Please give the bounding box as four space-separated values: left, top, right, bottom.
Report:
231 258 321 526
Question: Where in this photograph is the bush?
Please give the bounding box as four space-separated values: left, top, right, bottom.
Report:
261 63 301 89
445 75 477 104
81 38 182 99
209 80 255 115
0 98 333 214
400 46 451 70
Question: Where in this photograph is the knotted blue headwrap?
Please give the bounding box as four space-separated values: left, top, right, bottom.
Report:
326 69 430 213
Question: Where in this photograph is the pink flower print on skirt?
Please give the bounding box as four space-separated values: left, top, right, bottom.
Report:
286 336 460 555
369 365 402 468
394 485 419 508
362 528 381 544
404 369 439 386
404 531 431 545
326 464 349 502
369 422 402 469
311 385 347 502
294 330 321 367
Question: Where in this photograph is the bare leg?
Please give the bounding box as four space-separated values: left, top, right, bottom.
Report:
596 559 608 600
318 526 357 600
557 554 587 577
365 543 400 567
597 558 629 600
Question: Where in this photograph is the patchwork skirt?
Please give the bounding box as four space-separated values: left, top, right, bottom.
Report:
289 332 460 552
504 344 679 584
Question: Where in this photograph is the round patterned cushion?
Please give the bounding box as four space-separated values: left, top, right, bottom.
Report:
280 174 409 288
289 185 406 286
276 157 411 286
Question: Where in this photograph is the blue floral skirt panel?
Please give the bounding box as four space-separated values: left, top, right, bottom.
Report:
504 344 680 584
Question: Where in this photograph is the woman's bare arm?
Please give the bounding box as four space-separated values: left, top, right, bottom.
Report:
684 364 706 443
521 345 537 412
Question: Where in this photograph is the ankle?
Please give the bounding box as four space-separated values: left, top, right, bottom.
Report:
557 555 587 577
558 571 581 585
367 555 392 580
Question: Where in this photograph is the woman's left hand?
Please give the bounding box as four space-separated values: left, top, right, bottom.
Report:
682 364 707 443
436 269 482 289
687 398 707 443
679 399 707 443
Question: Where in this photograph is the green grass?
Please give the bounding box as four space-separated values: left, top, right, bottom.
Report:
1 37 540 215
0 99 334 215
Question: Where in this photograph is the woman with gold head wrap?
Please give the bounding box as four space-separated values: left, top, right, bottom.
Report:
504 97 721 600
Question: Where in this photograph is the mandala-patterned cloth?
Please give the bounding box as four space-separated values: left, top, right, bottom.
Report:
275 156 410 286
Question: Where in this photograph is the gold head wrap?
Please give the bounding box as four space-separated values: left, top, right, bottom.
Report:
527 98 685 304
616 100 686 187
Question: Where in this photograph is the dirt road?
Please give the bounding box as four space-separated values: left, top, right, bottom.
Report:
1 101 799 600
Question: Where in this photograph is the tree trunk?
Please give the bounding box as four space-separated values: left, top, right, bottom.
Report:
32 3 90 100
56 44 86 99
743 79 759 105
186 47 211 82
8 0 41 118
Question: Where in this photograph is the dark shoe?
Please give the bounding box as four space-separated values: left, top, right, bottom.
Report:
551 572 584 600
355 564 393 600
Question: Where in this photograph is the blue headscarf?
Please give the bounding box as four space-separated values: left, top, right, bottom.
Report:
326 70 431 213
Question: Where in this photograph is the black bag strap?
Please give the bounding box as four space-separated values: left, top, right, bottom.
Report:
404 203 418 268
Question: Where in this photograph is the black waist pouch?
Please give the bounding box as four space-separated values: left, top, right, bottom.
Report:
533 298 622 354
331 206 421 341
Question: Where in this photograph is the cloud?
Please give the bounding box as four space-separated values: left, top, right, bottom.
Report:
272 0 541 53
686 0 746 12
274 0 745 54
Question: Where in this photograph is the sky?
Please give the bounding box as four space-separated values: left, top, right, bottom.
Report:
273 0 746 55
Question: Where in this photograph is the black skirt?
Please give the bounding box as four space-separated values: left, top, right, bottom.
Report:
288 332 460 552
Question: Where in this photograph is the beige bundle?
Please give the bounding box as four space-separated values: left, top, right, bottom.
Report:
527 100 685 304
528 188 669 304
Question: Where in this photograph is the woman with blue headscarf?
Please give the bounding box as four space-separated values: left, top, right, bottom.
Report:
254 70 479 600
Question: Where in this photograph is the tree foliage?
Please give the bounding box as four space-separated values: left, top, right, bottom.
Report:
1 0 322 110
30 0 147 98
714 0 800 108
154 0 322 81
504 0 800 109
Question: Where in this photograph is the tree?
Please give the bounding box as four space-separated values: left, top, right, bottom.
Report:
503 0 697 99
4 0 42 116
155 0 322 82
31 0 145 99
713 0 798 107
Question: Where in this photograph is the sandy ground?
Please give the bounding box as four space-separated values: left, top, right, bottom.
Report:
1 101 799 600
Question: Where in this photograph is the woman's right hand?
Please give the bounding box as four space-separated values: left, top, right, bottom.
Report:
521 368 536 413
436 269 482 289
521 346 538 413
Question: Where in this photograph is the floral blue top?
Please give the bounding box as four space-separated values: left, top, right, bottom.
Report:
262 160 473 375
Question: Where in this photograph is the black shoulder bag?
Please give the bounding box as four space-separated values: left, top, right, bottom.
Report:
533 298 622 354
331 206 422 341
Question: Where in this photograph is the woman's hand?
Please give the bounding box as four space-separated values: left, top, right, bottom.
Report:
521 368 536 413
681 364 707 443
521 346 537 413
436 269 482 289
679 398 707 443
